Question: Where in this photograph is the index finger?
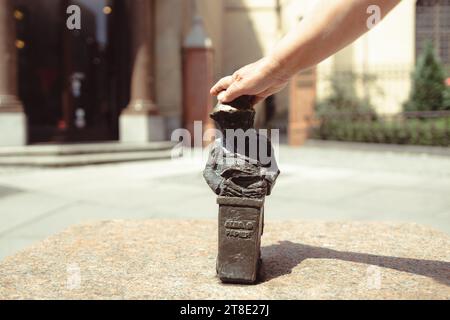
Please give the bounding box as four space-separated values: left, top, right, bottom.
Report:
210 76 233 96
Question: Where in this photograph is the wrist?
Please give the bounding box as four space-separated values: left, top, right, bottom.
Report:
265 53 294 81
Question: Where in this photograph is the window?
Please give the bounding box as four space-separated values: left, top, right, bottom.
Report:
416 0 450 67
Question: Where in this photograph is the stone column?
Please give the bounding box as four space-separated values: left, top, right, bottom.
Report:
0 0 26 146
120 0 166 143
182 11 214 147
288 68 317 146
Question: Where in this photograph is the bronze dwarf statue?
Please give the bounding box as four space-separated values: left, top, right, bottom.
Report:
203 95 280 284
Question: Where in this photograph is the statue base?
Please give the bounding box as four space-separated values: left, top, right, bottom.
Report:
216 196 264 284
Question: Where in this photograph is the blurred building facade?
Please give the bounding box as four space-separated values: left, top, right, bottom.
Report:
0 0 448 146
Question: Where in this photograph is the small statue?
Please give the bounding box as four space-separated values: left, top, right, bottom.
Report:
203 95 280 284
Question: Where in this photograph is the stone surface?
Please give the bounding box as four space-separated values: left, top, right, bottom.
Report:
0 141 176 156
0 141 178 167
0 113 26 146
0 144 450 263
0 150 177 167
0 220 449 300
119 114 166 143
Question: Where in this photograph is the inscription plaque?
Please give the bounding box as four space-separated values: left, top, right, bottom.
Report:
217 196 264 283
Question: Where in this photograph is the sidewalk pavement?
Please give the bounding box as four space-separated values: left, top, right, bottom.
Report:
0 141 449 261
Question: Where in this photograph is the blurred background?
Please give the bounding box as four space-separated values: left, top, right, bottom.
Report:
0 0 449 260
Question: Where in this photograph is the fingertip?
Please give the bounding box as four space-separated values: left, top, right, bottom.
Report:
210 76 233 98
217 91 227 102
210 84 221 96
220 91 239 103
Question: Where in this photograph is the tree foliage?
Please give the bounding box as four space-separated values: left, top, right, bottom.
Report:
405 42 447 111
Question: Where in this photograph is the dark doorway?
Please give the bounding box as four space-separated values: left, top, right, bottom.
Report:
14 0 130 144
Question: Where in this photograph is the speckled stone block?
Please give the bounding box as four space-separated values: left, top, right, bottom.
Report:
0 220 449 300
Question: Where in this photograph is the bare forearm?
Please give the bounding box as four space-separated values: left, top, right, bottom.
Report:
271 0 401 76
210 0 401 103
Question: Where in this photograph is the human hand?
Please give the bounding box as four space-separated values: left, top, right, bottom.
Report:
245 180 268 197
220 179 243 197
247 180 267 191
243 187 266 198
210 56 291 104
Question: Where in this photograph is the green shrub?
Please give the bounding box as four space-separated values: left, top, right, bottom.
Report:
315 72 376 118
313 116 450 147
404 42 447 111
313 62 450 146
444 87 450 110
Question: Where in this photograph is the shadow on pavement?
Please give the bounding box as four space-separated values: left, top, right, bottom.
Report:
261 241 450 286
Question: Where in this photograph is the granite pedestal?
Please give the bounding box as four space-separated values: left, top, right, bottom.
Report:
1 220 448 299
